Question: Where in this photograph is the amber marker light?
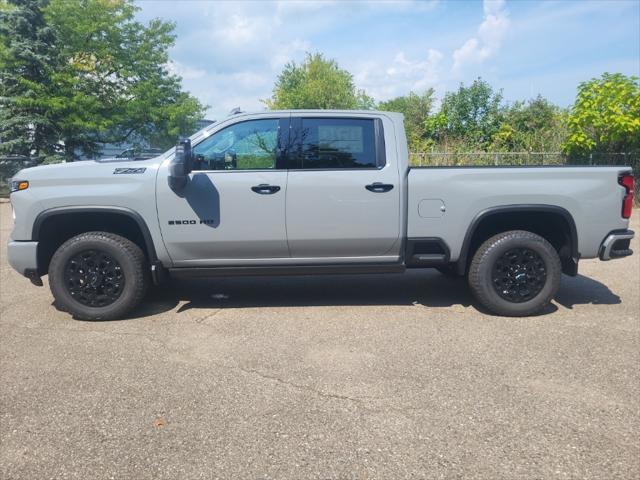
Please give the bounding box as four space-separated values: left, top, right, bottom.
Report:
10 180 29 193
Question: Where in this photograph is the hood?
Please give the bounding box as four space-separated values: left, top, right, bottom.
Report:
12 157 162 182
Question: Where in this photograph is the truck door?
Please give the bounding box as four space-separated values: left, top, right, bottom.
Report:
156 116 290 266
285 116 402 260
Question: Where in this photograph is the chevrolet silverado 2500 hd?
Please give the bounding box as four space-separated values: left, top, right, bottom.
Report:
7 110 636 319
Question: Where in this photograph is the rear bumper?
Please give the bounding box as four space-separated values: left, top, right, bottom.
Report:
7 240 38 276
599 230 634 260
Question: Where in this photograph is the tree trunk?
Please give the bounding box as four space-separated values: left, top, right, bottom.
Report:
64 141 76 162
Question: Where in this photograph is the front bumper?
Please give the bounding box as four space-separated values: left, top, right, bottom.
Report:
599 230 634 260
7 240 39 277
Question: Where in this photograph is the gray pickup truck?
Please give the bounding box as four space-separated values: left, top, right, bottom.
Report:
7 110 635 319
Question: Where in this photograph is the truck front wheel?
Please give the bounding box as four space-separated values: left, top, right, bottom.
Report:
49 232 148 320
468 230 561 317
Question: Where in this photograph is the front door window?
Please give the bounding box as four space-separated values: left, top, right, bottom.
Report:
192 119 278 171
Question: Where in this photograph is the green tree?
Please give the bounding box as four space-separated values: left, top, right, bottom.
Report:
378 89 435 151
264 53 373 110
44 0 205 158
0 0 205 160
563 72 640 156
426 78 504 150
492 95 568 152
0 0 60 157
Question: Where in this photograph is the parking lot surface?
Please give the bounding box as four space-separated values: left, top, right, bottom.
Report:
1 201 638 479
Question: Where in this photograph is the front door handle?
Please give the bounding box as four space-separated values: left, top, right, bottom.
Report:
251 184 281 194
365 182 394 193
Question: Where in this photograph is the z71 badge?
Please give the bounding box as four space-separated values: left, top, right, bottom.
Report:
113 167 146 174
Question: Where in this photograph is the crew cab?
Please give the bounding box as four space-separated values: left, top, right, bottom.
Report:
7 110 635 319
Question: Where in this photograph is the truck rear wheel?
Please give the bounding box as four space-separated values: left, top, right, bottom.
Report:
49 232 148 320
468 230 561 317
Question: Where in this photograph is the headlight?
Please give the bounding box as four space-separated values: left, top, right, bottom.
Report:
10 180 29 193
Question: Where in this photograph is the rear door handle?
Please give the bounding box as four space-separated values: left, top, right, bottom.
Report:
251 184 281 194
365 182 394 193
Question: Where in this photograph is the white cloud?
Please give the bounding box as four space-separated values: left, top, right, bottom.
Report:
139 0 512 118
176 69 272 121
275 0 438 15
270 39 312 70
484 0 506 16
212 13 276 46
276 1 338 14
135 0 639 118
166 61 206 80
137 2 314 119
360 0 440 13
354 49 443 101
452 0 510 72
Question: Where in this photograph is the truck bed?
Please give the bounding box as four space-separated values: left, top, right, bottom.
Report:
407 166 632 261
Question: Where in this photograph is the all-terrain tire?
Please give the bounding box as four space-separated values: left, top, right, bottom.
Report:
468 230 561 317
49 232 148 320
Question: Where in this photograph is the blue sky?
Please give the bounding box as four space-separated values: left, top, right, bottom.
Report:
135 0 640 120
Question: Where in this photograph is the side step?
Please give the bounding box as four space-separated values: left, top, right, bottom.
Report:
169 263 405 279
405 237 450 267
410 253 447 264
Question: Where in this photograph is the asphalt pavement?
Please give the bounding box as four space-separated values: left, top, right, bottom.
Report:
1 200 638 479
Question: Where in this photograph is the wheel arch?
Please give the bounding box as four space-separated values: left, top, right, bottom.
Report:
32 206 158 275
456 205 579 276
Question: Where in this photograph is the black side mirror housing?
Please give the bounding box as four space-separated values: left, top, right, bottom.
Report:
169 138 192 191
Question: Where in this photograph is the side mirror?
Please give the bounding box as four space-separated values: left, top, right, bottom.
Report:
169 138 192 191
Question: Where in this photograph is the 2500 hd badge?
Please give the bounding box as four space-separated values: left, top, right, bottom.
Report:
168 219 217 225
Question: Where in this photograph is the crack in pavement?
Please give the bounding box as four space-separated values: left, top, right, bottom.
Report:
208 360 421 422
237 364 367 405
7 323 421 421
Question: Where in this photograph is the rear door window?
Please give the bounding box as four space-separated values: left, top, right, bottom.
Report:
297 118 380 169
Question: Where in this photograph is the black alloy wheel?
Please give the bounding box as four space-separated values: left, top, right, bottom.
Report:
64 249 125 307
491 247 547 303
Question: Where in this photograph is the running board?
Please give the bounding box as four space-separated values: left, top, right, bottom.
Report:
169 263 406 279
